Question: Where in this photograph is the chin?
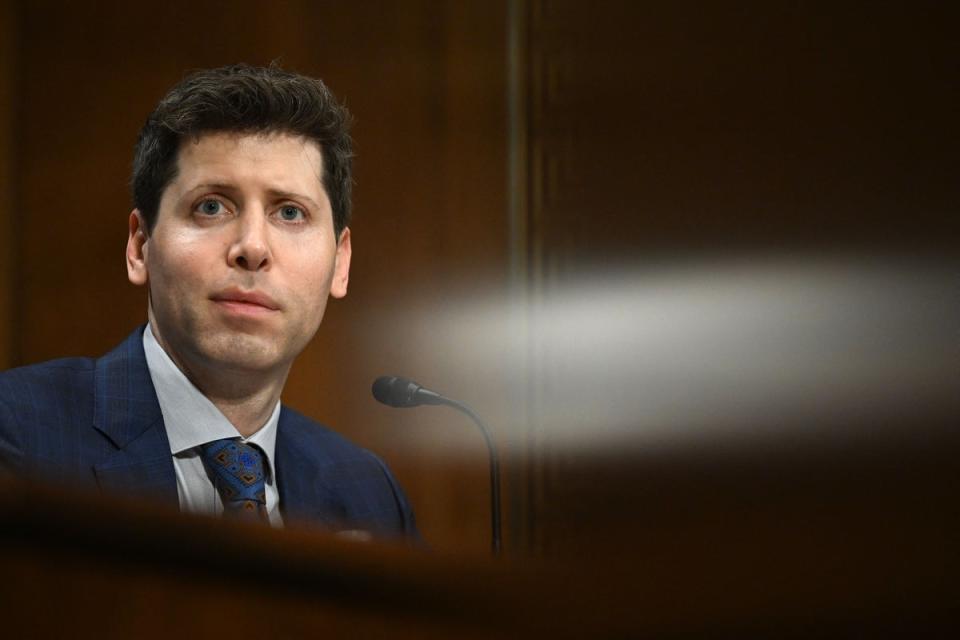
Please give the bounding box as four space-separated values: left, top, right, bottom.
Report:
202 333 287 372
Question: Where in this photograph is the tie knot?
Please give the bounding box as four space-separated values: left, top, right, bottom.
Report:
200 438 268 521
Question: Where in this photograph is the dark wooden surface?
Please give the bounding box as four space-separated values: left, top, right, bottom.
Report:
0 469 957 637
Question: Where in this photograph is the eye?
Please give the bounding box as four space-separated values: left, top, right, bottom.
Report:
278 205 305 222
197 199 225 216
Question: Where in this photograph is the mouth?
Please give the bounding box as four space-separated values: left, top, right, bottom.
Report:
210 289 281 314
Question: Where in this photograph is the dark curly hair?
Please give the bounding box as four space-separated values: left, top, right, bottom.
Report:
131 64 353 238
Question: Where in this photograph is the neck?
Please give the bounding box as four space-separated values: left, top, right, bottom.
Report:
194 376 285 438
149 322 288 438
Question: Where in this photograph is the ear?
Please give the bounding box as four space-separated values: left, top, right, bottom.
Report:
126 209 150 286
330 227 352 299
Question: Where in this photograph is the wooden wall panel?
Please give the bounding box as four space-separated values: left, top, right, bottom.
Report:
0 1 16 369
519 1 960 261
516 1 960 557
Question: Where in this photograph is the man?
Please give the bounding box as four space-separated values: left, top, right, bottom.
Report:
0 64 417 539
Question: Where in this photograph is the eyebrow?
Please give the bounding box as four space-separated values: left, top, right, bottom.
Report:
185 183 323 210
264 188 323 211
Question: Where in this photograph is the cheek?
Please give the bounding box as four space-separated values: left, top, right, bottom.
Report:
285 239 339 298
146 240 212 293
287 265 337 322
292 273 328 308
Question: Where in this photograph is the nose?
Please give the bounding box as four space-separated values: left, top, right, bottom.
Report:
227 212 272 271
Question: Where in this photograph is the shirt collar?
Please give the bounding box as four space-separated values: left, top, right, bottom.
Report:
142 324 280 475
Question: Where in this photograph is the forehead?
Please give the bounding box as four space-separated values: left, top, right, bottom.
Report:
169 131 327 200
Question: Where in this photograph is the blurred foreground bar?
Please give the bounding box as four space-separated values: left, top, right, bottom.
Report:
1 458 957 639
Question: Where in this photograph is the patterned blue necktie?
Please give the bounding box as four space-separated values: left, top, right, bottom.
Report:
200 438 268 522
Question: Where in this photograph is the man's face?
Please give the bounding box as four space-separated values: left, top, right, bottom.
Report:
126 132 351 379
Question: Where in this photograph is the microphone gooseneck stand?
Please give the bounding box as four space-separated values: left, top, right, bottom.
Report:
371 376 502 556
437 396 501 556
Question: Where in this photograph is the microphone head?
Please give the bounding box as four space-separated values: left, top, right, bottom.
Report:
372 375 421 408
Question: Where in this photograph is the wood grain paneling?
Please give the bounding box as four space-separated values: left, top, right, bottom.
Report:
0 1 16 369
520 1 960 261
515 0 959 557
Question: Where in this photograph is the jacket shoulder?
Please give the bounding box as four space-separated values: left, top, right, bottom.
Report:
0 357 98 475
279 406 382 464
0 357 97 408
277 406 420 540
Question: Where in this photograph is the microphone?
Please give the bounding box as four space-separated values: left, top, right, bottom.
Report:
372 375 502 556
371 376 445 408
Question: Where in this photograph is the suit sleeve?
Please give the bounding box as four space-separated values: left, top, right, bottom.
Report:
371 453 420 540
0 383 25 475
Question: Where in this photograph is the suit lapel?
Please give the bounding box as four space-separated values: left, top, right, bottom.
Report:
276 410 346 527
91 328 178 506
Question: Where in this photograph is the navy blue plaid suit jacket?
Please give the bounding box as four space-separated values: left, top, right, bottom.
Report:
0 326 417 539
